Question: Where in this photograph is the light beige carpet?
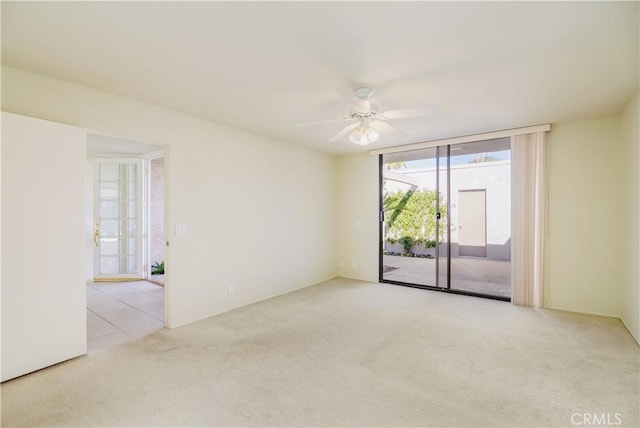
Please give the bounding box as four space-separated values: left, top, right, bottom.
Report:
2 278 638 427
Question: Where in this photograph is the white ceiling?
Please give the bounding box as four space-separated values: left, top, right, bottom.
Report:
87 133 161 157
2 1 638 155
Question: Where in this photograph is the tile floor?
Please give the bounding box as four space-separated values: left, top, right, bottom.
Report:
87 281 165 352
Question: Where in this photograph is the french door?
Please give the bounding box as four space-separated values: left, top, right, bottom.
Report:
379 139 512 300
93 158 144 281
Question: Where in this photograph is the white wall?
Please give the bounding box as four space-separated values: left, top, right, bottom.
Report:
336 153 379 282
1 66 338 328
1 112 87 381
545 116 623 317
620 92 639 343
168 133 337 326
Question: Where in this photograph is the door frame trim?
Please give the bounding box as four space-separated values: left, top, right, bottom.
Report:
144 151 165 281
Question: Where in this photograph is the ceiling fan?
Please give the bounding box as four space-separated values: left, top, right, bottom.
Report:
295 87 435 146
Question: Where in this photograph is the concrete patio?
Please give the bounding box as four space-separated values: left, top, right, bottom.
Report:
383 255 511 298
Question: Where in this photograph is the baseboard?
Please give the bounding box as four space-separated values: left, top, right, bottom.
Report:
621 316 640 346
167 275 340 329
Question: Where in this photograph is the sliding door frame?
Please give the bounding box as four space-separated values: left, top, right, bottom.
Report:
378 146 510 302
444 145 452 290
378 154 384 281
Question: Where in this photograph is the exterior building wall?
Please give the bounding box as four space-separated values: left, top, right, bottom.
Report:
149 157 165 272
384 160 511 261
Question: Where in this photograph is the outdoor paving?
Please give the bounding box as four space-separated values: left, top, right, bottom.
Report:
382 255 511 298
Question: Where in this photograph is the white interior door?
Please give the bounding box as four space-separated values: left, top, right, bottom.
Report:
2 112 87 381
93 158 144 280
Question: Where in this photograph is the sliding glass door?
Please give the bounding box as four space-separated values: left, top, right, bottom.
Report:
379 138 511 300
380 147 447 288
448 140 511 298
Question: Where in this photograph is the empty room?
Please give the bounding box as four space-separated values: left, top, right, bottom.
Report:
1 2 638 427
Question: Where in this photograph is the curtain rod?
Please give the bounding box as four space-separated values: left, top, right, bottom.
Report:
368 124 551 156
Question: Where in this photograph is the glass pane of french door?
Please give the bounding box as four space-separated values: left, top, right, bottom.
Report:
94 159 143 280
381 147 444 287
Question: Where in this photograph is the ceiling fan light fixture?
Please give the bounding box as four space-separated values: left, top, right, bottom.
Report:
296 86 435 145
348 125 380 146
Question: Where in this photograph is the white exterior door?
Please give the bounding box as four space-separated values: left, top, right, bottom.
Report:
458 189 487 257
93 158 144 280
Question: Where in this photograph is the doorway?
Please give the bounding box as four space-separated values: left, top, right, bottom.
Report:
379 138 511 300
86 134 167 351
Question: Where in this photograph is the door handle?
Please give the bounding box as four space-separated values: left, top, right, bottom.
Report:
93 223 100 247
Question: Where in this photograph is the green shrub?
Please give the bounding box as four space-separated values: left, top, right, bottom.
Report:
151 260 165 275
425 239 437 248
383 189 447 244
398 236 415 254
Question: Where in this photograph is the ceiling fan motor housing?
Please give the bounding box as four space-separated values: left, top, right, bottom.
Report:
354 87 373 100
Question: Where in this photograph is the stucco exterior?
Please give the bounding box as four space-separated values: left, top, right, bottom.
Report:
384 160 511 261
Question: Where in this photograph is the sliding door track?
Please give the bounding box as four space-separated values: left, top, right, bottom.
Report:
380 279 511 302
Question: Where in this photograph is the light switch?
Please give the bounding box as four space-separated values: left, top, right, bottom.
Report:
175 224 188 235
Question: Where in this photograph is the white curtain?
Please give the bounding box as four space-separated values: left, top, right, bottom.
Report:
511 132 547 307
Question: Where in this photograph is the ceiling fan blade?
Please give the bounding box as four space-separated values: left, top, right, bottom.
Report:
371 120 407 138
380 106 437 120
294 117 349 128
328 123 359 142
